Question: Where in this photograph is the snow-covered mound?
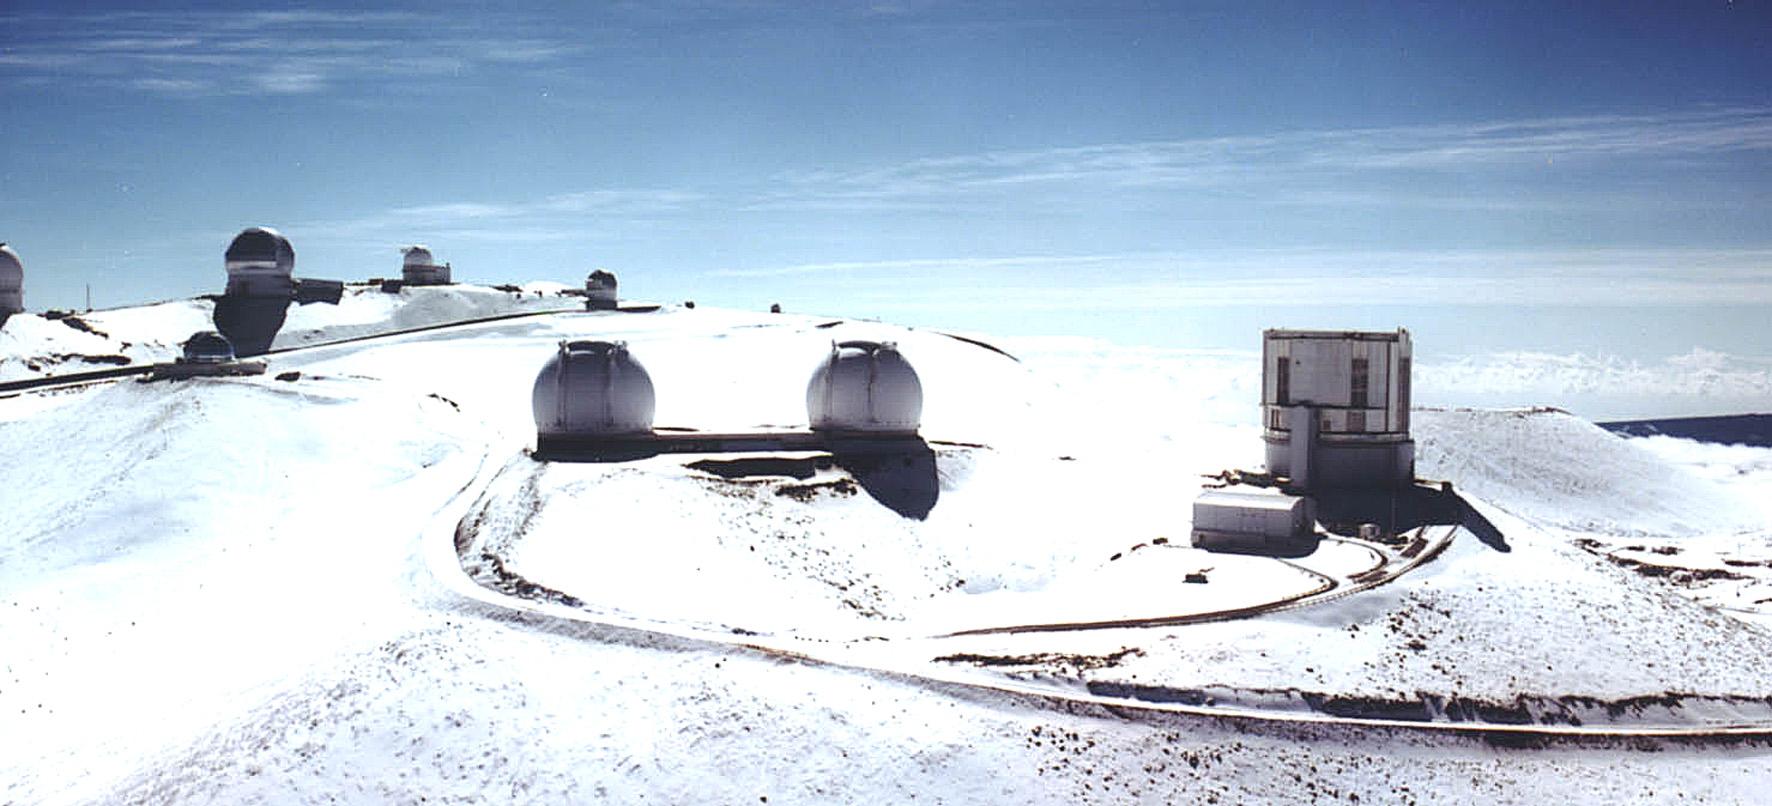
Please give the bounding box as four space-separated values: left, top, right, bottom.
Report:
270 283 580 348
450 313 1263 638
458 446 1337 638
0 374 481 802
1415 408 1758 537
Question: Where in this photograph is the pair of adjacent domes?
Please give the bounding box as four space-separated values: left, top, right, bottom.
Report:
531 340 923 438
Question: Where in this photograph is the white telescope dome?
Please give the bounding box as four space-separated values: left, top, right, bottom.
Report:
532 340 656 438
806 340 922 434
0 243 22 318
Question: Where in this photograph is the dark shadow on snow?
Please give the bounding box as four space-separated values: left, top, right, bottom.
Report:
531 441 661 464
686 455 827 480
832 438 940 520
1195 531 1323 559
540 433 942 520
1312 483 1510 552
211 295 290 357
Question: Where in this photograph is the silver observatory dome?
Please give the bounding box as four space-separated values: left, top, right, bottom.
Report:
225 226 294 274
223 226 296 296
0 243 23 321
532 340 657 440
806 340 923 434
180 330 237 364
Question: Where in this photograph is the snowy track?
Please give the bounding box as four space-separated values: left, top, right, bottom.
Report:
425 454 1772 742
938 534 1417 637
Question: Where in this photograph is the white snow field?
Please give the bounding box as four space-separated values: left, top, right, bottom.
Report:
3 287 1772 804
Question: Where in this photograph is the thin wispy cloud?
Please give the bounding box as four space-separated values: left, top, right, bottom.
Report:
0 9 573 97
759 108 1772 207
710 247 1772 309
297 189 707 245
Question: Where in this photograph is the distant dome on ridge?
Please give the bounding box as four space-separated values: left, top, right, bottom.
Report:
532 340 656 440
401 244 451 285
806 341 922 434
586 269 618 310
402 245 434 267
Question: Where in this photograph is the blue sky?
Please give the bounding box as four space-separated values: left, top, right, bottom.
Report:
2 1 1770 356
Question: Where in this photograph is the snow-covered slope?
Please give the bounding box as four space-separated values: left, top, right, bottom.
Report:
269 283 580 348
0 284 580 383
4 290 1772 804
0 302 207 380
1415 407 1758 537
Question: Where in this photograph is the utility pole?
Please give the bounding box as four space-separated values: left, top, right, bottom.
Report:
85 284 91 312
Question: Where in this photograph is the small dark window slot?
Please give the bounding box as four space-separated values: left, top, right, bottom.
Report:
1397 356 1411 432
1350 357 1369 409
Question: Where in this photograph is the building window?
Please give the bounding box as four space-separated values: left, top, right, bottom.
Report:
1350 357 1369 408
1275 358 1290 405
1397 356 1411 431
1348 411 1366 432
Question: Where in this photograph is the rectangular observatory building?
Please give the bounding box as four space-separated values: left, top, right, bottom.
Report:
1191 486 1318 555
1262 328 1413 489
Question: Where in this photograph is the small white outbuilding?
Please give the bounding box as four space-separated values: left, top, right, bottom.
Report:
223 227 296 297
806 341 923 435
0 243 23 324
532 340 656 444
401 245 451 286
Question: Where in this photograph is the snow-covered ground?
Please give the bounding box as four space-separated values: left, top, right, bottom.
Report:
4 287 1772 803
